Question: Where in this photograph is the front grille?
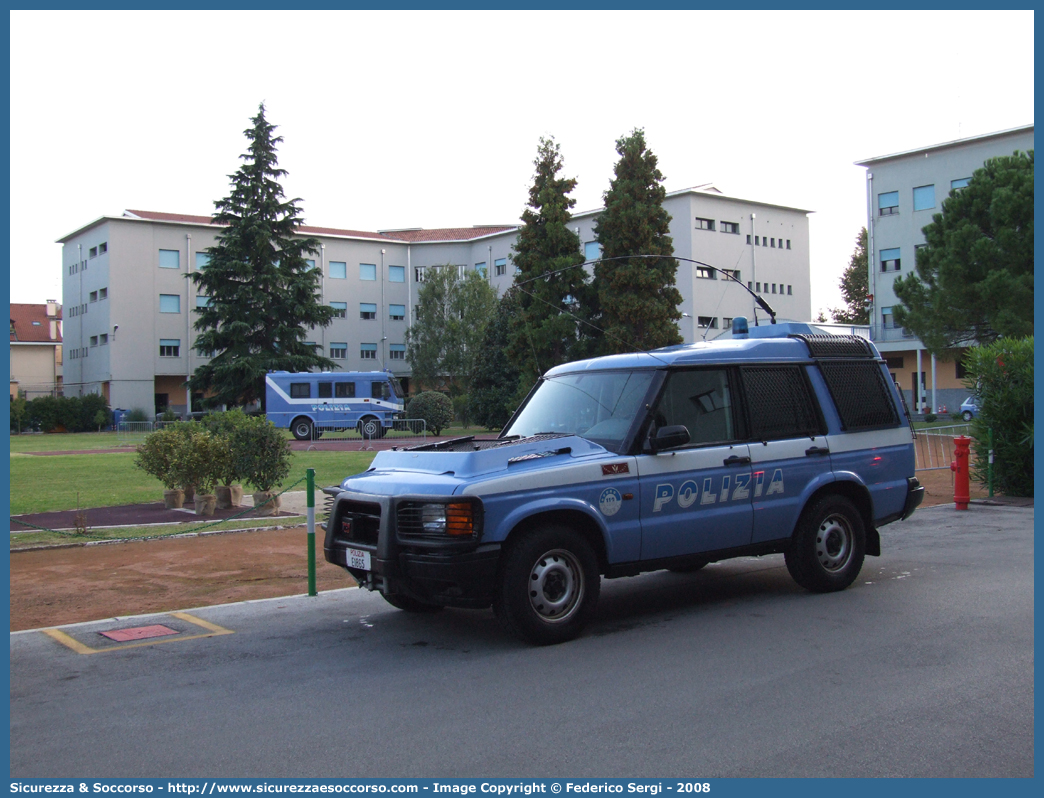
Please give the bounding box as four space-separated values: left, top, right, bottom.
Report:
334 501 382 546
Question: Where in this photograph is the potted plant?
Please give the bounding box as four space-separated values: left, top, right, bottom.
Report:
237 417 292 517
201 409 250 509
178 429 229 517
134 426 186 509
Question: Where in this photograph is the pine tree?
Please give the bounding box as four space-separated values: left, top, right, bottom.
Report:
593 129 682 354
189 104 335 410
830 228 870 324
469 288 524 430
507 137 589 396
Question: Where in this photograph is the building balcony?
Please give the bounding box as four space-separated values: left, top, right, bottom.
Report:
871 323 919 344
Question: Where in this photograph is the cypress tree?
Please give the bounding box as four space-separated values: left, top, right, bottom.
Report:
593 129 682 354
189 103 335 410
507 136 589 396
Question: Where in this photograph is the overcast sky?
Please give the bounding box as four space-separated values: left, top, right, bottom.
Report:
9 9 1034 317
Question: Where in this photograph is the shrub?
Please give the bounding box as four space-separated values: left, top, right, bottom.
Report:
407 391 454 436
234 417 292 492
10 397 27 432
452 394 471 428
78 393 110 431
963 337 1033 497
126 408 150 422
199 409 252 485
134 425 188 490
925 413 937 423
176 428 229 495
26 395 111 433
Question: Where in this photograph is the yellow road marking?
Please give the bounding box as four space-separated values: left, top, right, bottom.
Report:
41 613 233 655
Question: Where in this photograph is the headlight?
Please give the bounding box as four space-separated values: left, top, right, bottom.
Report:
400 501 478 538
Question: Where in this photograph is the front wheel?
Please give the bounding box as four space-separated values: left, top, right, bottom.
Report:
291 417 313 441
785 495 866 593
358 416 387 439
494 524 600 646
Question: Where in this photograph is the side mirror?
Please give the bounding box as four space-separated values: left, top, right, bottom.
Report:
650 424 690 454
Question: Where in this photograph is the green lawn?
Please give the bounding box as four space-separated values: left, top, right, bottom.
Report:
10 449 376 515
9 431 130 453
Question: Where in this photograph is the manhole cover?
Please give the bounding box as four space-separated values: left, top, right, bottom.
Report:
99 624 179 642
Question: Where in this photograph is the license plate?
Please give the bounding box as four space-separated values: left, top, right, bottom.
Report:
347 547 371 571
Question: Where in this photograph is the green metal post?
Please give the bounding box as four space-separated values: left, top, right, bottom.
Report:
306 468 317 596
988 428 994 498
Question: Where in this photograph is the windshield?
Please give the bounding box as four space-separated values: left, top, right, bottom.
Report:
503 370 655 453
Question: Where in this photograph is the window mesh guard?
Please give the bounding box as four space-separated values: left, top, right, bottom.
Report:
741 367 821 440
819 361 900 430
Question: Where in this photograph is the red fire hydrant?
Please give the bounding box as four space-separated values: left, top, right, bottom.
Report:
951 435 971 510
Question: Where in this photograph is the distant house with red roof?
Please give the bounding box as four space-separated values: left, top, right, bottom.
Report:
10 301 63 399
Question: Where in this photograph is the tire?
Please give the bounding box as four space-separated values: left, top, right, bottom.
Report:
291 417 313 441
381 591 444 613
668 558 708 573
785 495 866 593
962 411 973 422
358 416 387 439
493 524 600 646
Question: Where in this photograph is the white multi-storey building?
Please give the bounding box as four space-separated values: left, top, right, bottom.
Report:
57 186 812 417
855 124 1033 413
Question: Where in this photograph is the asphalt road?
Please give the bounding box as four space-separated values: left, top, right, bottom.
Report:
10 503 1034 778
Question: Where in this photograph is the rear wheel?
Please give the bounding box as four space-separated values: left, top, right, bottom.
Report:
785 495 866 593
962 410 973 422
494 524 600 646
381 592 443 613
291 417 313 441
358 416 387 439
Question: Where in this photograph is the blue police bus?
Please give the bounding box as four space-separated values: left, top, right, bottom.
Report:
265 371 405 440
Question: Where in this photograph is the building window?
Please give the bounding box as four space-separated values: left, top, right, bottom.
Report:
89 246 97 258
723 317 733 330
304 259 316 271
771 284 777 294
474 262 487 278
786 239 791 249
195 253 211 269
159 338 180 357
720 221 740 235
695 266 716 279
89 291 97 302
880 247 901 272
878 191 899 216
360 303 377 320
330 302 347 318
389 344 406 360
584 242 602 262
886 356 905 370
881 306 895 329
754 236 760 246
100 334 108 345
329 261 347 279
360 343 377 360
721 269 740 281
697 316 718 329
90 335 98 347
787 285 792 295
159 249 181 269
415 266 427 283
770 238 776 248
360 263 377 281
746 234 752 245
494 258 507 276
196 295 210 308
388 265 405 283
290 383 310 398
756 282 761 293
99 242 107 254
695 217 715 231
330 342 347 360
913 184 936 211
747 281 753 290
389 304 406 321
951 177 971 190
159 294 181 313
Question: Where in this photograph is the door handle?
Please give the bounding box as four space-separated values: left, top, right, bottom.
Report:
723 455 751 466
805 446 830 456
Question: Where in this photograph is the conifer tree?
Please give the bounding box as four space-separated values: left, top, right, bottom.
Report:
469 288 524 430
830 228 870 324
507 136 589 395
593 129 682 354
189 103 334 410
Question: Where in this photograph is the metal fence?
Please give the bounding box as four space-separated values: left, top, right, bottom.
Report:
915 424 973 471
305 418 428 449
116 421 155 447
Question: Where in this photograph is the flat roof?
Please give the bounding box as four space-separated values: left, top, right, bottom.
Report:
855 124 1034 166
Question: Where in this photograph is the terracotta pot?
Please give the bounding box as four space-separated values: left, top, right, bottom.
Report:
163 489 185 510
252 491 282 517
215 485 244 510
194 494 217 516
183 485 196 503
